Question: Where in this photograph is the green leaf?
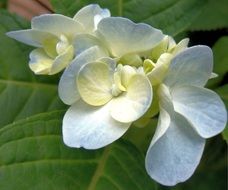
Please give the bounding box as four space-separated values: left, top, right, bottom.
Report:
0 1 7 8
0 10 66 127
215 84 228 143
123 119 157 153
189 0 228 31
207 36 228 88
50 0 207 36
0 111 157 190
216 84 228 108
221 124 228 143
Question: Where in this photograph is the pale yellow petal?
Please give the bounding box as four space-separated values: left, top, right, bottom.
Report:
170 38 189 55
147 53 173 85
29 48 53 74
49 45 74 75
110 74 152 123
120 65 137 88
42 37 58 58
150 36 169 61
113 71 126 92
120 54 143 67
77 62 113 106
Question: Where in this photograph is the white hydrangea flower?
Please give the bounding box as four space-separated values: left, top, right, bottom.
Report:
58 17 166 149
145 45 227 186
59 47 152 149
6 4 110 75
5 2 226 187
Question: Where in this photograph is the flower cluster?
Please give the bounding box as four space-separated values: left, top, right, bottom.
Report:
7 4 227 186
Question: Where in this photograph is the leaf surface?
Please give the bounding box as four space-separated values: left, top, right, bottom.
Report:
215 84 228 143
189 0 228 31
0 111 156 190
0 11 66 127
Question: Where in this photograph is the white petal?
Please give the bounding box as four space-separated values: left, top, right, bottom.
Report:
29 48 53 74
97 17 164 57
31 14 84 37
94 13 109 30
157 84 174 113
49 46 74 75
149 84 174 146
110 74 152 123
58 46 107 105
73 34 107 56
146 113 205 186
150 107 171 146
172 85 227 138
73 4 110 33
77 62 113 106
63 100 131 149
6 29 57 47
164 46 213 88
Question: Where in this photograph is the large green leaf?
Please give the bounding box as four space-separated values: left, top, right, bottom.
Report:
207 36 228 88
123 119 157 153
215 84 228 143
189 0 228 31
222 125 228 143
216 84 228 108
0 111 157 190
0 11 66 127
50 0 207 36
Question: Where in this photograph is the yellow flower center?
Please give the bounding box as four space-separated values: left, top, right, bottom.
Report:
42 34 71 58
56 35 70 55
111 65 126 97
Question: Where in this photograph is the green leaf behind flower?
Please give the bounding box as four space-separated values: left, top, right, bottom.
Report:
0 111 157 190
189 0 228 31
207 36 228 88
216 85 228 108
50 0 207 36
123 119 157 153
0 11 66 127
215 84 228 143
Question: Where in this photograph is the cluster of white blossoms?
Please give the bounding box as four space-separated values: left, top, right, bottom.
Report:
7 4 227 186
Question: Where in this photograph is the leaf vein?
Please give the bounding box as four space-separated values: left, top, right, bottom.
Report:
111 153 142 190
0 159 98 170
87 146 111 190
